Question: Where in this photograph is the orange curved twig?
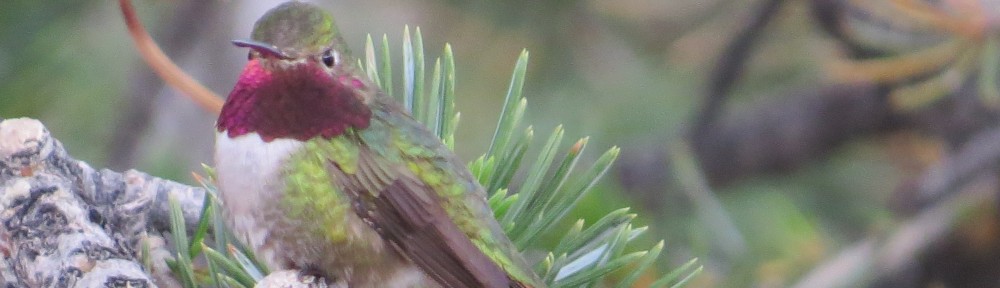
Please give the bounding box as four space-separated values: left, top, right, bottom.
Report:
118 0 224 114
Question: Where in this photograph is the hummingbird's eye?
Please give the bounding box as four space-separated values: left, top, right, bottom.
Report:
247 52 254 60
321 50 335 67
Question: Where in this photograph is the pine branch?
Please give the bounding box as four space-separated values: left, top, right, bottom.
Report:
110 0 699 284
160 27 700 288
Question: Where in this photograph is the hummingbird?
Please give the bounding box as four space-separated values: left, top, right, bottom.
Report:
213 1 542 287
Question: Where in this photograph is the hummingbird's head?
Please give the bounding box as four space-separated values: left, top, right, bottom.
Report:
217 1 373 142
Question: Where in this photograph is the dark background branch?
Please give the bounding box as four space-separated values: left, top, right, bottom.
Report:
690 0 789 138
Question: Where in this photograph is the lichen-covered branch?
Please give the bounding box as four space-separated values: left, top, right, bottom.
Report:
792 126 1000 287
0 118 205 287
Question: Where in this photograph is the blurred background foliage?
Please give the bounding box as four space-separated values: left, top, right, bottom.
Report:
4 0 1000 287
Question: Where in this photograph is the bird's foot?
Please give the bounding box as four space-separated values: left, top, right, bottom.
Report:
255 269 345 288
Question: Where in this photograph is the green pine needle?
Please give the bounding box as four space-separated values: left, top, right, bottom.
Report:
428 57 443 136
203 244 258 287
403 26 426 122
364 34 381 89
651 258 703 288
379 34 393 99
501 125 563 230
489 124 532 194
614 241 665 288
188 192 214 258
167 195 199 288
487 50 530 159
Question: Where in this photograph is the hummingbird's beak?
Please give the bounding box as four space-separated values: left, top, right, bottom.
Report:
232 39 292 60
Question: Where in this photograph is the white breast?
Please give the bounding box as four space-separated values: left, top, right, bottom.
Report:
214 132 302 252
215 131 436 286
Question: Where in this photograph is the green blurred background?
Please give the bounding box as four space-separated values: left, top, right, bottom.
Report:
5 0 1000 287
